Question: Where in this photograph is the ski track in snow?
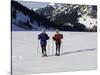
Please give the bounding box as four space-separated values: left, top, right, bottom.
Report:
12 31 97 75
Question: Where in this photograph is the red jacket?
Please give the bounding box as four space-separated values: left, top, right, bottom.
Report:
53 33 63 43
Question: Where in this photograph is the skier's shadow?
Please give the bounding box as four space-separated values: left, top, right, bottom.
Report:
47 48 96 57
61 48 96 56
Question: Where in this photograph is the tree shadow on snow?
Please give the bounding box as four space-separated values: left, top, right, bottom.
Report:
61 48 96 56
47 48 96 57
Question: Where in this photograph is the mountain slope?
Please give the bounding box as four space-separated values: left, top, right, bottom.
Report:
11 1 55 31
35 4 97 31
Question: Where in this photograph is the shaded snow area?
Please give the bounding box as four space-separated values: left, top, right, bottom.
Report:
12 10 45 31
12 31 97 75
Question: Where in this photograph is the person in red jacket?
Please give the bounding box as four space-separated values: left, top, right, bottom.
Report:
52 29 63 56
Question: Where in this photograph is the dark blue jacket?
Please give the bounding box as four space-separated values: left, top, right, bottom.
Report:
38 33 49 46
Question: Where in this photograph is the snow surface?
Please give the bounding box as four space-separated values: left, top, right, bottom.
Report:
12 31 97 75
78 16 97 28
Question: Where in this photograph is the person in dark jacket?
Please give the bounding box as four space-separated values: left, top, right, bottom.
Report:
52 29 63 56
38 29 49 56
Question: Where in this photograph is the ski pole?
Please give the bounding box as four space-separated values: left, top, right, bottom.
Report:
52 40 54 55
47 40 50 56
37 40 39 56
61 40 63 54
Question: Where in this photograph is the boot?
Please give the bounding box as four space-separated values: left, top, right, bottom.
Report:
43 50 47 57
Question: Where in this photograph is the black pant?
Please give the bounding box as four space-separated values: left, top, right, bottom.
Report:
41 45 47 55
56 43 61 54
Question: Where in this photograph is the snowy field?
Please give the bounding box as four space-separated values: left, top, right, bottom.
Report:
12 31 97 75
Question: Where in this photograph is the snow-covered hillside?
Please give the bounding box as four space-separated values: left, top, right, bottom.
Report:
35 3 97 31
12 10 42 31
78 15 97 28
12 1 97 31
12 1 55 31
12 31 97 75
